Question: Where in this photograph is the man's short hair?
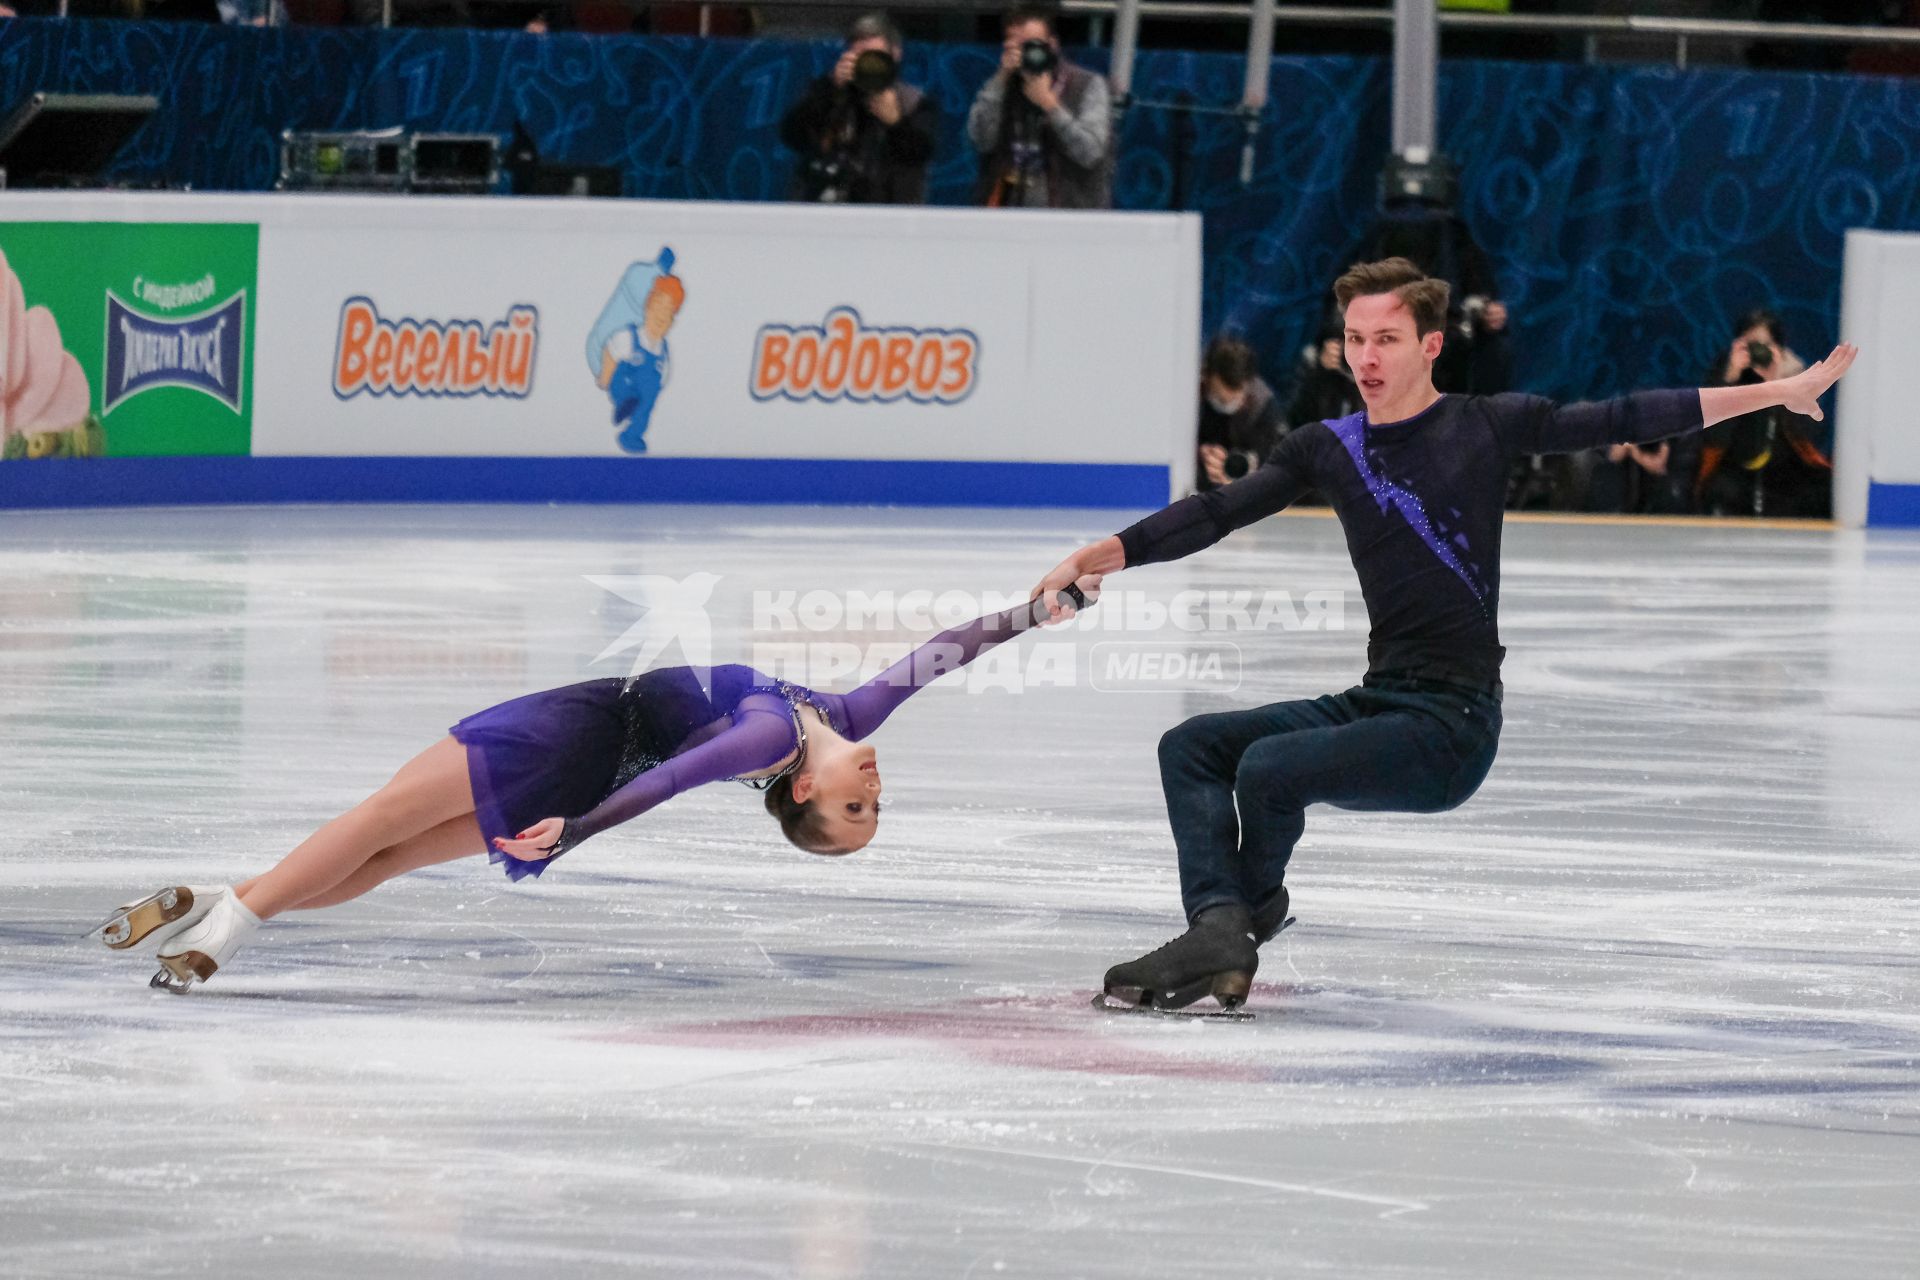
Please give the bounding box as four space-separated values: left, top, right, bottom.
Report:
1202 335 1260 389
1002 3 1059 35
847 11 902 47
1734 307 1786 348
1333 257 1451 337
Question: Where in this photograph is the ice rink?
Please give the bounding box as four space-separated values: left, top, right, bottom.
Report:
3 502 1917 1279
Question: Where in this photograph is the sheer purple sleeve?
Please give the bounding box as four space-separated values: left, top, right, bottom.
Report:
552 705 796 853
831 598 1052 741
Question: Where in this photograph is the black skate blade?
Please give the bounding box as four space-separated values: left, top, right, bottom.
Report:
1091 992 1254 1022
1254 915 1298 947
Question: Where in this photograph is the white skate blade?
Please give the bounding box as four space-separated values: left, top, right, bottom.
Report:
149 967 195 994
149 948 217 993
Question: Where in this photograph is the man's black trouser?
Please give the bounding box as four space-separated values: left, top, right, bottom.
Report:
1159 676 1503 923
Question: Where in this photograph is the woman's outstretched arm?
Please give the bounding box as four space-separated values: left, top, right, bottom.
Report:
832 578 1100 741
492 704 796 862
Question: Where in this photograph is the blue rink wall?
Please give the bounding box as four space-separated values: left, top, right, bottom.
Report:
0 457 1171 511
1869 483 1920 527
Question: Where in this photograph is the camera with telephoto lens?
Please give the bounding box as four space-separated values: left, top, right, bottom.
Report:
1019 38 1058 77
1745 339 1775 371
851 48 898 96
1225 452 1252 480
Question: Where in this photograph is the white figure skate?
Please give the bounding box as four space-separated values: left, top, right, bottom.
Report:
151 890 261 992
86 886 226 951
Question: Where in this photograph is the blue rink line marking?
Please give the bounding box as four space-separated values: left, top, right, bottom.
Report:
0 456 1171 511
1868 481 1920 527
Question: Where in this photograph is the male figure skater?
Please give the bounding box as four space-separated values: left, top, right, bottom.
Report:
1033 257 1857 1013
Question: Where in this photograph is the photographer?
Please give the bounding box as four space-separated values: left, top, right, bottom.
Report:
780 13 938 205
968 4 1113 209
1196 337 1285 493
1286 325 1362 430
1696 309 1833 518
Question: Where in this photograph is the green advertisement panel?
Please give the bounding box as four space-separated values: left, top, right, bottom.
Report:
0 222 257 459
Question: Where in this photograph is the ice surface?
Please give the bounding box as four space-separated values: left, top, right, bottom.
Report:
2 504 1917 1278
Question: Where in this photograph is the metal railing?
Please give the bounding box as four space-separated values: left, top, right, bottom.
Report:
1061 2 1920 69
39 0 1920 69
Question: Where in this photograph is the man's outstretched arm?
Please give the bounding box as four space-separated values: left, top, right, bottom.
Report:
1499 343 1858 457
1029 437 1315 621
1700 343 1857 428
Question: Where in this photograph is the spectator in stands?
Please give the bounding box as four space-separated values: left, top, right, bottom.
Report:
1696 309 1833 517
1196 335 1285 491
779 12 938 205
1286 324 1362 429
968 4 1112 209
1573 437 1692 515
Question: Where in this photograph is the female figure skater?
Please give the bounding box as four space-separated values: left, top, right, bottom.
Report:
94 580 1098 991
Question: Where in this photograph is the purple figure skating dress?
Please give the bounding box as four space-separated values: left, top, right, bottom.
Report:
449 601 1045 880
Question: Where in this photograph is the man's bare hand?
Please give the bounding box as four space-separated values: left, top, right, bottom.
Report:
1035 573 1103 625
833 48 858 87
1629 441 1669 476
1029 537 1126 623
1775 343 1859 421
1021 73 1060 113
867 87 902 125
1199 443 1229 488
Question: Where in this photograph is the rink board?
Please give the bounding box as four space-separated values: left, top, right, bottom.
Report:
0 193 1199 508
1838 229 1920 527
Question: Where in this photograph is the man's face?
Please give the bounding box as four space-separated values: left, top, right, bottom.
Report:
847 34 897 61
1343 293 1441 411
1202 375 1244 415
1006 19 1057 53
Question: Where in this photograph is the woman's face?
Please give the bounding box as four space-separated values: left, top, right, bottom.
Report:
793 741 882 854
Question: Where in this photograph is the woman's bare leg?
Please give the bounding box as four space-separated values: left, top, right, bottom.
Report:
267 813 488 911
233 737 476 920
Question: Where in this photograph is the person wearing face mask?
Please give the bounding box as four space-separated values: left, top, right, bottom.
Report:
1196 336 1285 492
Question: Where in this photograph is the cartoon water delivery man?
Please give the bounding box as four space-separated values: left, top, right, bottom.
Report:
590 248 685 454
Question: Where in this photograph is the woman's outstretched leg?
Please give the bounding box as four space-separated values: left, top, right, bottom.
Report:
233 737 476 920
262 813 486 911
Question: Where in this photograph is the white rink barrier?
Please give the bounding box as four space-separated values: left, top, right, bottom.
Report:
0 192 1201 509
1837 229 1919 527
